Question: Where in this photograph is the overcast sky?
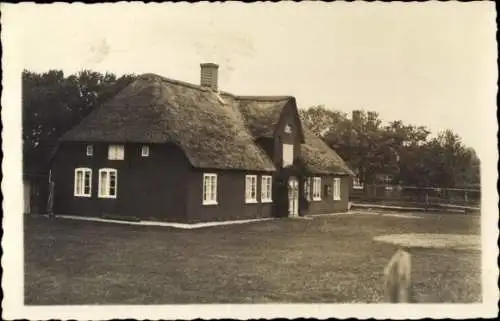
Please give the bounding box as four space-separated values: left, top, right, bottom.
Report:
4 2 497 158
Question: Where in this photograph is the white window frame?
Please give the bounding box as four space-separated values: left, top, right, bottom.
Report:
245 175 258 203
353 176 364 190
98 168 118 199
312 177 322 201
333 177 341 201
86 144 94 157
304 177 312 201
282 143 294 167
202 173 218 205
108 144 124 160
141 145 150 157
261 175 273 203
74 168 92 197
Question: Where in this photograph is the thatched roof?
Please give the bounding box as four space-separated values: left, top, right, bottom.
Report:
237 97 289 138
61 74 275 171
301 127 355 176
62 73 353 175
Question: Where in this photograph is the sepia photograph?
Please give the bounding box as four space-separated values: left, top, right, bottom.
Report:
1 1 498 320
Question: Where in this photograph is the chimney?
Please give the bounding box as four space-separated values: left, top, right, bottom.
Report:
200 63 219 90
352 110 362 124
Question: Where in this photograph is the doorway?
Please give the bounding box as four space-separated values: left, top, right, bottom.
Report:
288 176 299 217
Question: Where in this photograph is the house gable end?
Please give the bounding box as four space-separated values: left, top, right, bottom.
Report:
274 98 305 144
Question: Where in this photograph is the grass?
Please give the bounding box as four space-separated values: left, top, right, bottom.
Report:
24 212 481 304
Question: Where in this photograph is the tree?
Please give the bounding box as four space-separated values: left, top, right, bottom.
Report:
301 107 400 185
300 105 476 189
299 105 347 137
424 129 475 188
383 121 431 186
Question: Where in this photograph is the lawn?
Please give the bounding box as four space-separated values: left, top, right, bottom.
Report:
24 212 481 304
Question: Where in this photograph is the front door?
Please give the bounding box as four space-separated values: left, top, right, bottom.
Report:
288 176 299 217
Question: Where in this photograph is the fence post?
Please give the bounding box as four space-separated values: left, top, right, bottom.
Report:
47 181 55 219
384 248 412 303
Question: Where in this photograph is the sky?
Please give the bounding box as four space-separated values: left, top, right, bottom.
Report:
3 2 497 159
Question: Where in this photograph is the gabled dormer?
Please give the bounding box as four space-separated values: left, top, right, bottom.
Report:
273 98 305 169
237 96 305 169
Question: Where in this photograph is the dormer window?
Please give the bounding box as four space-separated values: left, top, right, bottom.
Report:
86 144 93 157
141 145 150 157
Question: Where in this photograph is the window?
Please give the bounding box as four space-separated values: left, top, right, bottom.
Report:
333 178 341 200
261 175 272 203
98 168 117 198
353 176 364 190
304 177 312 201
108 144 124 160
74 168 92 197
202 173 217 205
86 144 93 156
141 145 150 157
312 177 322 201
282 144 294 167
245 175 258 203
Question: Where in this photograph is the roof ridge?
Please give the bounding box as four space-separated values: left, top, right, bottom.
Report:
138 74 294 102
235 95 293 102
139 73 211 92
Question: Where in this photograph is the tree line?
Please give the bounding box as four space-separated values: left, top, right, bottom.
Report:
300 106 480 189
22 70 480 189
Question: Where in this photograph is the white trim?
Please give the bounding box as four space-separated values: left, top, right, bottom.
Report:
333 177 341 201
141 144 150 157
312 177 322 201
86 144 93 157
202 173 218 205
108 144 124 160
74 168 92 197
245 175 258 203
98 168 118 199
57 215 275 230
261 175 273 203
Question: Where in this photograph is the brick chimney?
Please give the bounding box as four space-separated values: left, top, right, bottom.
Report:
200 63 219 90
352 110 362 124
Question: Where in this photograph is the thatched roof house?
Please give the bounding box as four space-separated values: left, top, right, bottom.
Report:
51 63 354 223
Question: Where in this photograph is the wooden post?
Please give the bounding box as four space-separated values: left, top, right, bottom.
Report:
384 248 412 303
47 170 55 219
47 181 55 219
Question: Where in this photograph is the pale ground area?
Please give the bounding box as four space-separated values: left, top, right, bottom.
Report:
55 210 447 229
373 233 480 251
382 213 423 219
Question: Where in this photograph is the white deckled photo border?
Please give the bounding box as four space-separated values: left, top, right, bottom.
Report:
1 2 498 320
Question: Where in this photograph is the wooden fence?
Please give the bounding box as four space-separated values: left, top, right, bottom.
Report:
351 184 481 206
